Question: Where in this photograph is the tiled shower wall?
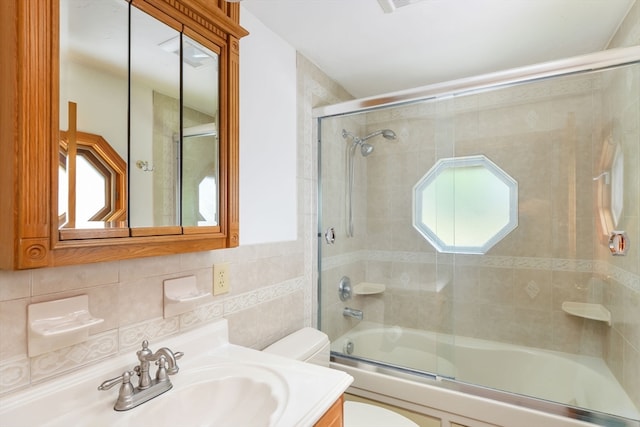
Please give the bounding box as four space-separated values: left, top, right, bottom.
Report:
321 67 639 408
320 3 639 408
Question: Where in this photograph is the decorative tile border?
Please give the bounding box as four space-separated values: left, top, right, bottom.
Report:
180 302 224 330
30 330 118 383
222 277 303 315
322 250 640 293
0 356 30 395
119 317 180 351
1 276 305 396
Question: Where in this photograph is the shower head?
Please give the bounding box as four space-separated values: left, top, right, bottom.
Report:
360 143 374 157
360 129 397 142
342 128 397 157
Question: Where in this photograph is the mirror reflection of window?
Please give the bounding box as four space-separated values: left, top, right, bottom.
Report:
198 176 218 226
182 132 218 227
58 131 127 228
75 157 107 222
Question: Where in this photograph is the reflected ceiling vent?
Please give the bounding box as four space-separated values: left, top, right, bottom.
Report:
377 0 430 13
158 36 217 69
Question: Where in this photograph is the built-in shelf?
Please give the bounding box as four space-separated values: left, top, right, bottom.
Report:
164 276 212 318
353 282 386 295
561 302 611 326
28 295 104 357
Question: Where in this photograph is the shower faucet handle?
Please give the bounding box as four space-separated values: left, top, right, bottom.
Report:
325 227 336 244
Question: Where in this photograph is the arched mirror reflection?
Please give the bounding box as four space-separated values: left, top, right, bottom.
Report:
413 155 518 254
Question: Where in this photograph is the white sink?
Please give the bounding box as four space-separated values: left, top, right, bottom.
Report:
40 363 288 427
0 319 353 427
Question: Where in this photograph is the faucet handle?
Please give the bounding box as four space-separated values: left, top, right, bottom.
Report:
98 371 137 411
156 356 168 382
98 370 135 391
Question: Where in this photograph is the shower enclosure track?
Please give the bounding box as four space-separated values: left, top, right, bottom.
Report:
313 46 640 118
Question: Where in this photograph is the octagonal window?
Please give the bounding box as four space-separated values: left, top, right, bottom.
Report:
413 155 518 254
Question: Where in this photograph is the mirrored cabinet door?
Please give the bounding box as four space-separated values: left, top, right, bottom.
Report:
57 0 224 239
181 34 220 229
59 0 129 237
129 6 181 230
0 0 246 269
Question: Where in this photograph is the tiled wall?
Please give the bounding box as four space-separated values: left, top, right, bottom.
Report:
319 10 639 409
601 0 640 408
0 241 308 394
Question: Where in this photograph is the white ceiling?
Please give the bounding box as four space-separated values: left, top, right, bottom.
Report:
241 0 636 98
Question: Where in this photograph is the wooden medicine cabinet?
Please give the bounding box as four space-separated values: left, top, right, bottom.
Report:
0 0 248 270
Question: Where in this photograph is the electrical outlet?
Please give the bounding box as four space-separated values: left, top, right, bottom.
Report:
213 262 230 295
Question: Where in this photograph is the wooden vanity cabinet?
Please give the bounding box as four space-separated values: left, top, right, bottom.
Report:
0 0 248 270
315 395 345 427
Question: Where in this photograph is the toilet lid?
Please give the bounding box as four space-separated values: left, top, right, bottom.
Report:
344 401 419 427
262 327 328 361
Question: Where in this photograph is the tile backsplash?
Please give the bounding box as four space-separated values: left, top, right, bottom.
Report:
0 241 307 394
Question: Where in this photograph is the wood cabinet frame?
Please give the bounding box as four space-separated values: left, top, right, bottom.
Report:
0 0 247 270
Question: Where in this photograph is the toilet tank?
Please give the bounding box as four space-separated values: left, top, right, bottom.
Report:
263 327 330 367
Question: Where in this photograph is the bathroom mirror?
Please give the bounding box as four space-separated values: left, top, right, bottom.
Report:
59 0 129 232
594 132 624 244
59 0 220 232
413 155 518 254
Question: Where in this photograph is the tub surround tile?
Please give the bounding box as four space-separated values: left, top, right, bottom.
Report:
623 341 640 410
624 286 640 350
323 249 638 362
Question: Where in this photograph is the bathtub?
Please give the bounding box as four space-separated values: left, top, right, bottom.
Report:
330 322 640 426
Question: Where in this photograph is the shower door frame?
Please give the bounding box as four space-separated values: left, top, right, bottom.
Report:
315 45 640 427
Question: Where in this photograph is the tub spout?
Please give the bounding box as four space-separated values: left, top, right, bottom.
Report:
343 307 363 320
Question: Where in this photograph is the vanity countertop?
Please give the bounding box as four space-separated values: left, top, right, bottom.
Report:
0 319 353 427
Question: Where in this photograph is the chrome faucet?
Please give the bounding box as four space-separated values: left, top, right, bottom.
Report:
343 307 363 320
98 340 183 411
136 341 180 389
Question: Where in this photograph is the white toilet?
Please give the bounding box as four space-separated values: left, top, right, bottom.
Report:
263 328 418 427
